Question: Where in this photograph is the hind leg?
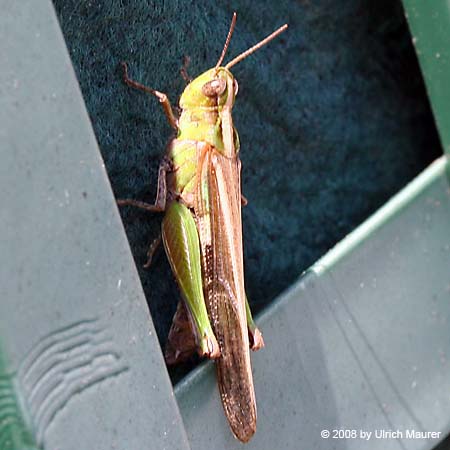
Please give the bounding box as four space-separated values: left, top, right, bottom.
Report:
162 202 220 361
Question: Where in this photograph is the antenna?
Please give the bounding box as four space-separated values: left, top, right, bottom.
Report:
225 24 288 70
215 12 237 70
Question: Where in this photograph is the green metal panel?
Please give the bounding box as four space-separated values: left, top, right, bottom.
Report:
0 1 190 449
402 0 450 154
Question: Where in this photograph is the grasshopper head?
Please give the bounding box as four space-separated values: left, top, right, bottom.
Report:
179 67 238 110
180 13 287 116
179 14 287 113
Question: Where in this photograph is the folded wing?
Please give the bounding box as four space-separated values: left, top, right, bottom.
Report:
195 146 256 442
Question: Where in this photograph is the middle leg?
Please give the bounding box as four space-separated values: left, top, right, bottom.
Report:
117 156 172 213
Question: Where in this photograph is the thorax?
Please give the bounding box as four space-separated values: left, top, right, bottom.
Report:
177 106 224 152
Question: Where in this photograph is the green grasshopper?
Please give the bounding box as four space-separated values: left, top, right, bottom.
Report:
118 13 287 442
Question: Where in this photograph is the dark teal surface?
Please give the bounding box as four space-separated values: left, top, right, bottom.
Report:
51 0 442 374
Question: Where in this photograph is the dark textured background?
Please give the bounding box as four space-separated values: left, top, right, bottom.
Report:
52 0 441 379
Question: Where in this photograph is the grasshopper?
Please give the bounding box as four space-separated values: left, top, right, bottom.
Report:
118 14 287 442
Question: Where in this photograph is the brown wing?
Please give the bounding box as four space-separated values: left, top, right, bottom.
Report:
195 146 256 442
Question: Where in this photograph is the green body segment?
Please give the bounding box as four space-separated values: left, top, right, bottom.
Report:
166 140 207 204
244 295 257 334
161 202 216 356
167 141 198 189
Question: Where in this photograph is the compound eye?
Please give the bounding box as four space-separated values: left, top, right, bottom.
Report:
233 79 239 96
202 78 227 97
